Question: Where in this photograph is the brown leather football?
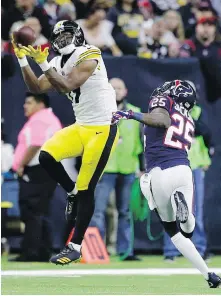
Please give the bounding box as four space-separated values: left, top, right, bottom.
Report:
14 26 36 47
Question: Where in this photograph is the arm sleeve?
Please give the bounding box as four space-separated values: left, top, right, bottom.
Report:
148 96 173 113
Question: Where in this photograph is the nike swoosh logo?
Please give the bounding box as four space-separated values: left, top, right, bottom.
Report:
96 132 102 135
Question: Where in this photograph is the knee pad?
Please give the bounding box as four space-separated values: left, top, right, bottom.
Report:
39 150 55 167
162 221 178 237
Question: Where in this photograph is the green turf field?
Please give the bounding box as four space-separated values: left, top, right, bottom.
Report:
1 255 221 295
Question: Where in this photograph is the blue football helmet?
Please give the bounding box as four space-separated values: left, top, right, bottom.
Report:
151 80 196 111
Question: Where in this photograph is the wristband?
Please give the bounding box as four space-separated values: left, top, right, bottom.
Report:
131 111 144 122
18 56 28 67
38 61 50 72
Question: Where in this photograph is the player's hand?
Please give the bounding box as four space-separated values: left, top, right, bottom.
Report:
11 34 30 59
111 110 133 124
20 45 49 64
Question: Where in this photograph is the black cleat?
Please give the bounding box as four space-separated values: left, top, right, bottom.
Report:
174 191 189 223
207 272 221 288
65 193 77 222
50 243 82 265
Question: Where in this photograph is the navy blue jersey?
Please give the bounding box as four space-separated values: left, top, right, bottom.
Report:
144 95 195 172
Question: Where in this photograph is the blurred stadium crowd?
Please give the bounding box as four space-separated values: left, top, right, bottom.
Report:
1 0 221 58
1 0 221 262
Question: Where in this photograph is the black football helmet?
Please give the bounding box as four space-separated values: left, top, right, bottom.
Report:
151 80 196 111
50 20 85 55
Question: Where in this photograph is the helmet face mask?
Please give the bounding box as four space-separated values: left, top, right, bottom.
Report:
51 20 85 55
53 32 74 50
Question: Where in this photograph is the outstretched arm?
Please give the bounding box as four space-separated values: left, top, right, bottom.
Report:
21 66 53 94
42 59 98 93
18 44 98 93
112 107 171 129
132 108 171 128
12 37 53 94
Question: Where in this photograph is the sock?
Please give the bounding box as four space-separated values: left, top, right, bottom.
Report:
71 190 95 245
171 232 209 279
39 151 75 192
68 242 81 252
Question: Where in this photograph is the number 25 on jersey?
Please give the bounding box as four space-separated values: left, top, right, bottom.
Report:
164 113 194 151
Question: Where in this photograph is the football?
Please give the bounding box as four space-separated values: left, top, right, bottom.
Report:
13 26 36 47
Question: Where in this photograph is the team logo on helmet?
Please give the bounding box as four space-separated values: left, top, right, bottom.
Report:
173 80 194 98
53 21 65 34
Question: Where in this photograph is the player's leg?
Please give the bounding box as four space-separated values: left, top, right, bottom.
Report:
39 124 83 192
163 231 180 261
172 166 196 237
71 125 119 244
165 167 220 288
142 166 221 288
39 124 83 222
50 124 119 264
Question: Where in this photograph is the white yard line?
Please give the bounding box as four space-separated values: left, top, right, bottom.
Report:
2 268 221 277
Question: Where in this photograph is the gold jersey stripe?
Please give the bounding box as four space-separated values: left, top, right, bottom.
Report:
76 53 101 66
78 49 101 60
77 50 101 63
77 52 101 61
76 50 101 65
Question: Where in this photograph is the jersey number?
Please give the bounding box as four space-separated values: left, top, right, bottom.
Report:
67 88 81 104
164 113 194 151
150 97 167 108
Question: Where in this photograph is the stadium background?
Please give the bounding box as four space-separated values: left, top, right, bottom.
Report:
1 1 221 294
2 56 221 252
1 0 221 295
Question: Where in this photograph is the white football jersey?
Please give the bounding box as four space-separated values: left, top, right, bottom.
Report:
49 45 117 125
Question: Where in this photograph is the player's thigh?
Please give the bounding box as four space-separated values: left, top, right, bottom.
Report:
155 165 194 221
150 167 175 222
172 166 194 213
41 124 83 161
77 125 119 191
174 184 194 214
